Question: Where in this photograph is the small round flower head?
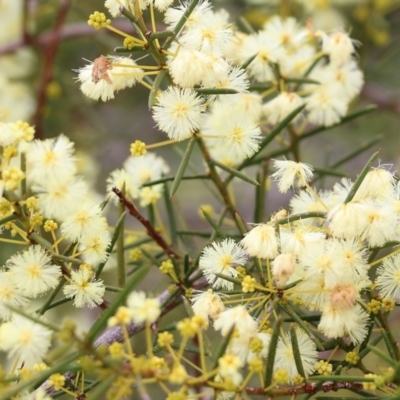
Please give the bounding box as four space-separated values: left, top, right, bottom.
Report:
167 45 208 88
239 31 279 82
124 152 170 187
0 271 29 321
61 201 107 241
318 304 369 344
319 31 358 67
152 87 205 141
108 56 144 91
240 224 279 259
33 176 88 221
164 1 213 31
153 0 174 12
360 202 398 247
289 190 331 222
263 92 304 125
355 167 396 202
376 254 400 301
106 168 138 205
127 291 161 324
305 84 348 127
310 61 364 101
8 245 61 298
78 230 111 266
76 56 115 102
327 201 370 240
26 135 77 184
271 159 314 193
105 0 132 17
178 12 232 55
280 226 325 256
191 289 225 322
0 314 52 367
272 253 296 288
201 105 261 159
218 353 243 386
274 328 318 382
214 305 257 338
63 266 105 308
199 238 247 290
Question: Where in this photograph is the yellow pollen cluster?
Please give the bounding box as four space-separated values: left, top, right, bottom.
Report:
366 299 381 314
292 375 304 385
88 11 111 29
3 167 25 191
44 219 58 232
157 331 173 348
363 373 377 390
160 259 174 274
108 306 132 326
315 360 332 376
242 275 256 293
177 318 198 338
3 145 17 160
123 37 137 50
109 342 124 358
30 213 44 227
26 196 38 212
249 337 263 354
49 373 66 390
130 140 147 157
129 248 143 261
382 298 395 312
345 351 360 365
273 368 289 384
248 358 263 373
15 121 35 141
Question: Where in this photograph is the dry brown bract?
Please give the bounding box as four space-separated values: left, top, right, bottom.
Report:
92 55 113 84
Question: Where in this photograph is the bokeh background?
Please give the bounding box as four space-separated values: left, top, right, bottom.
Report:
1 0 400 392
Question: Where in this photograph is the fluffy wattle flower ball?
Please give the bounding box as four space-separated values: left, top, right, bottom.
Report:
199 238 247 290
272 159 314 193
8 245 61 298
240 224 279 259
0 314 52 367
152 87 205 141
127 291 161 324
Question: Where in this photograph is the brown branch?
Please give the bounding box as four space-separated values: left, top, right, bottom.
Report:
33 0 72 139
112 187 180 259
93 277 207 347
0 21 135 56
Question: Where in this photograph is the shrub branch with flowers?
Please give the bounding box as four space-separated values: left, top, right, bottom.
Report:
0 0 399 399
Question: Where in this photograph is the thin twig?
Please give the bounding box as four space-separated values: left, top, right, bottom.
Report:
112 187 180 259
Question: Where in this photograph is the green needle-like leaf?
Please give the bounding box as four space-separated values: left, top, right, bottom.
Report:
164 183 178 246
344 150 379 203
96 211 127 279
264 317 282 388
212 159 259 185
301 105 377 140
170 137 196 197
202 208 226 238
211 325 236 370
290 324 306 378
148 69 168 109
86 375 117 400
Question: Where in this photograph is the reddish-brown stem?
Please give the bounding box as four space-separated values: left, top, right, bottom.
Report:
112 187 180 259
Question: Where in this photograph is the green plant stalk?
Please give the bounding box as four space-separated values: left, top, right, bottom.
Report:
163 182 178 246
264 317 282 388
96 210 127 279
344 150 379 203
202 208 226 239
37 277 66 315
170 136 196 197
117 203 126 288
196 136 243 232
290 324 306 378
